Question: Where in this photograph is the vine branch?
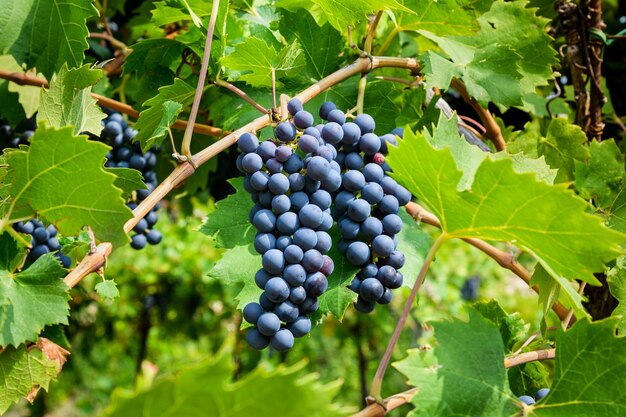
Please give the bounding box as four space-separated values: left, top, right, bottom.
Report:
212 79 269 114
181 0 221 159
450 78 506 151
63 55 420 287
404 202 572 322
0 69 222 137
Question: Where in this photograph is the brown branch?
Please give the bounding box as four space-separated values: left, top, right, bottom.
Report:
404 202 572 322
353 348 555 416
65 56 420 287
450 79 506 151
0 69 222 137
64 243 112 288
88 32 128 51
585 0 606 140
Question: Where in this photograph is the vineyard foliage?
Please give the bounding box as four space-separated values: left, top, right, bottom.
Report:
0 0 626 416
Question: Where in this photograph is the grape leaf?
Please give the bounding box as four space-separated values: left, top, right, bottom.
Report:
394 310 519 416
508 118 590 183
0 338 68 414
390 0 482 37
107 168 148 200
0 0 98 80
3 126 132 247
420 0 557 108
95 280 120 300
279 11 344 81
0 232 24 273
363 81 403 134
199 178 255 248
207 244 261 314
607 256 626 335
605 178 626 234
530 263 587 324
104 340 352 417
387 121 626 287
575 139 624 208
533 318 626 416
277 0 413 32
0 55 28 125
221 38 305 87
151 0 212 27
0 254 69 347
134 79 196 151
2 55 40 118
472 300 528 351
38 64 106 136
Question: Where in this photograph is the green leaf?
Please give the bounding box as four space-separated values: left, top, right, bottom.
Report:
134 79 196 151
420 0 557 108
0 55 28 125
0 341 65 414
387 121 626 287
575 140 624 208
207 244 261 315
533 318 626 416
0 254 69 347
277 0 413 32
279 11 344 81
391 0 482 37
363 81 404 134
2 54 41 119
605 178 626 234
104 340 352 417
95 280 120 300
473 300 527 351
607 256 626 334
37 64 106 136
151 0 212 27
199 178 255 248
107 168 148 200
508 118 590 184
0 232 24 273
394 310 518 416
3 126 132 247
0 0 98 79
221 38 305 87
530 263 586 323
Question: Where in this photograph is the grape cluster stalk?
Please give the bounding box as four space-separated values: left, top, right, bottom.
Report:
239 99 411 351
97 110 163 250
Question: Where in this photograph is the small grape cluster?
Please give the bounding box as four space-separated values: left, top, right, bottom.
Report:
519 388 550 405
0 118 36 148
14 219 71 267
312 102 411 313
238 104 338 351
97 111 162 250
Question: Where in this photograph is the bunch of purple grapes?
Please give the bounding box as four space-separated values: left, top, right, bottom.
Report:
238 100 344 352
98 110 162 250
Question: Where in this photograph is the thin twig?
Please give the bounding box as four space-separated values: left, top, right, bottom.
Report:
0 69 222 137
364 11 383 54
374 75 416 86
88 32 128 51
213 79 269 114
181 0 221 160
504 348 555 368
404 202 572 322
450 79 506 151
370 234 447 402
563 282 586 329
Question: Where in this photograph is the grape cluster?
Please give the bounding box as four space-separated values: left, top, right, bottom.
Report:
14 219 71 267
98 111 162 250
239 103 340 352
519 388 550 405
315 102 410 313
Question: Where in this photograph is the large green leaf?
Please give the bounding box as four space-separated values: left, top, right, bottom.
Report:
104 340 352 417
420 0 557 108
0 339 67 414
151 0 213 27
394 310 519 416
533 319 626 416
199 178 255 248
279 11 344 81
387 121 626 288
37 64 106 136
473 300 527 351
0 0 98 79
3 126 132 247
134 79 196 151
0 254 69 347
220 38 305 87
277 0 413 32
390 0 482 37
575 139 624 208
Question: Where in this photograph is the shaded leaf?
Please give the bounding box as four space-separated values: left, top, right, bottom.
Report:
95 280 120 300
575 139 624 208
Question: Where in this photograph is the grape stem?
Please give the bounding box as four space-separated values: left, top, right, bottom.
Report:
181 0 221 162
61 55 420 288
88 32 128 52
369 233 448 403
213 79 269 114
0 69 222 137
355 74 368 115
352 348 555 416
364 11 383 55
404 201 572 322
